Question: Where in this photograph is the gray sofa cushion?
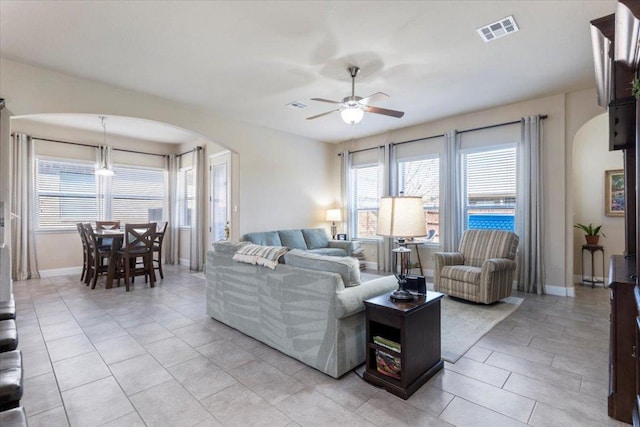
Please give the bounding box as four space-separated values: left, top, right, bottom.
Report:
213 241 249 255
307 248 348 257
243 231 282 246
278 230 308 250
302 229 330 250
284 249 361 287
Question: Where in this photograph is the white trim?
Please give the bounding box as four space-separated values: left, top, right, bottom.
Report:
179 257 190 267
545 284 576 298
39 266 83 278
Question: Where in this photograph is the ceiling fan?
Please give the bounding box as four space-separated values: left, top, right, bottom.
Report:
307 66 405 125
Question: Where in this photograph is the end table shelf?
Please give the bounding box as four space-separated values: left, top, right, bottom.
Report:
363 291 444 400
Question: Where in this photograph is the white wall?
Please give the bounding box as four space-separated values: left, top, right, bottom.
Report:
0 58 338 276
572 113 624 280
333 90 605 294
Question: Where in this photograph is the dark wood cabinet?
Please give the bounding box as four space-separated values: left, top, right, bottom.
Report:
609 255 637 424
363 291 443 400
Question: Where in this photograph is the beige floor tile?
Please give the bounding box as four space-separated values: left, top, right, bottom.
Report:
444 357 510 387
201 382 292 427
440 397 529 426
53 351 112 391
81 318 129 344
18 330 48 353
99 411 146 427
476 336 555 365
229 359 305 405
197 339 257 371
168 355 237 400
22 372 63 415
40 320 83 342
529 401 622 427
292 368 378 411
46 333 95 362
22 347 53 379
355 390 452 426
126 321 174 345
463 345 493 363
109 353 173 395
406 383 455 417
172 323 225 347
93 334 147 365
27 405 69 427
431 370 535 422
279 389 375 426
129 379 216 426
250 344 307 376
61 376 134 426
144 335 200 367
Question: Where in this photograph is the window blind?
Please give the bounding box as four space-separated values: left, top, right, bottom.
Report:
111 166 166 224
398 156 440 242
179 167 194 227
36 158 99 229
352 165 379 239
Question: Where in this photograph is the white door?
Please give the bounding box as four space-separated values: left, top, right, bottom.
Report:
209 152 231 247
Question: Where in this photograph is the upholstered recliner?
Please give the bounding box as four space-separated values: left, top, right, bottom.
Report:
434 229 519 304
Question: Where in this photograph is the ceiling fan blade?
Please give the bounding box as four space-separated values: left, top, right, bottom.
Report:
363 105 405 118
359 92 389 105
310 98 342 104
306 109 341 120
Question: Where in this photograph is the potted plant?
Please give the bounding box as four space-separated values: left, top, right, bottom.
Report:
574 223 606 245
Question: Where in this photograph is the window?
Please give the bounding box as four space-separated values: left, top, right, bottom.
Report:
397 156 440 243
35 158 98 229
352 165 379 239
111 166 166 224
35 157 166 230
179 167 194 227
462 146 516 231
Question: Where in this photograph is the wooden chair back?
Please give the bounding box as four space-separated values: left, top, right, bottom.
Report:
124 223 156 253
96 221 120 230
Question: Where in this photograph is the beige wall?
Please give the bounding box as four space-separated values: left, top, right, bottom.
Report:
0 58 337 275
333 90 604 292
572 113 624 281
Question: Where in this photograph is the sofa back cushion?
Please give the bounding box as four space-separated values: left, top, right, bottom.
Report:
213 241 249 255
302 228 330 250
459 229 519 267
278 230 308 250
284 249 361 287
243 231 282 247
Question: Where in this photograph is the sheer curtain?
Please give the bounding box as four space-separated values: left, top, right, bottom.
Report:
340 150 353 238
517 116 545 294
190 147 206 270
11 133 40 280
165 154 179 264
442 130 462 251
376 145 393 272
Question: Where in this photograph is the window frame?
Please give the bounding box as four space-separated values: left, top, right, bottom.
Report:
350 163 380 242
109 164 167 225
178 166 194 229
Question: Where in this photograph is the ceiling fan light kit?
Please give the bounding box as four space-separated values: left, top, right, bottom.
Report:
308 66 404 125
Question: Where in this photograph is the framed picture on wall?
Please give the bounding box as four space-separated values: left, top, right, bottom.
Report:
605 169 625 217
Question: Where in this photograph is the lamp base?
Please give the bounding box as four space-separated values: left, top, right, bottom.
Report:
390 288 415 302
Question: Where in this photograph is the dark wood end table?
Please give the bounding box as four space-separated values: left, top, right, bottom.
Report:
363 290 444 400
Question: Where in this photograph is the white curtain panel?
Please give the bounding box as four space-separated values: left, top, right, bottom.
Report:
442 130 462 252
517 116 545 294
190 146 206 270
340 150 353 239
165 154 179 264
11 133 40 280
376 145 393 272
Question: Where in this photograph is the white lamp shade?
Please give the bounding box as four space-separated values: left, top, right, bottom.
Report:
376 196 426 238
340 107 364 125
326 209 342 222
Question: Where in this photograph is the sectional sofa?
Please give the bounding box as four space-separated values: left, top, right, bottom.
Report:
242 228 357 257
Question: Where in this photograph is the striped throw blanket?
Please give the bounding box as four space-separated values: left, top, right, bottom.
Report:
232 244 289 269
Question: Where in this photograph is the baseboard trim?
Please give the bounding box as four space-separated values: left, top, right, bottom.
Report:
39 266 82 278
179 258 190 267
545 284 575 298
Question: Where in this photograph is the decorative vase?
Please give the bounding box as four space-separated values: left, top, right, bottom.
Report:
585 235 600 245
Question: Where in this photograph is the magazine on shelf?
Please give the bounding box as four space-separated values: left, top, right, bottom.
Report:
373 335 401 353
376 349 401 379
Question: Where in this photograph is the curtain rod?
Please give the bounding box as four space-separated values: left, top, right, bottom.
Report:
22 135 168 157
458 114 548 134
392 133 445 146
337 145 385 156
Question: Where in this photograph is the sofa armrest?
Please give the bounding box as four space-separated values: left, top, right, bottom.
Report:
482 258 517 273
335 276 398 319
327 240 358 256
433 252 464 267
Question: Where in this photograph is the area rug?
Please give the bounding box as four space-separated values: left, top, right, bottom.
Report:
440 295 522 362
360 272 523 363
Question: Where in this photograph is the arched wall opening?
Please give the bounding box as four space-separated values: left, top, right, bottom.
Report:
571 112 624 283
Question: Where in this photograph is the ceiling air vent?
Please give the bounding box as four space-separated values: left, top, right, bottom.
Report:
286 101 308 110
477 15 519 42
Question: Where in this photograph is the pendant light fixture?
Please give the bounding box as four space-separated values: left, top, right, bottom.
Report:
95 116 114 176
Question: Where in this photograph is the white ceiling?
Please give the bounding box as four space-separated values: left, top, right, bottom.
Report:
0 1 616 144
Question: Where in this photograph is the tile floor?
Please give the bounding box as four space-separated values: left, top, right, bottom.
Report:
12 265 624 426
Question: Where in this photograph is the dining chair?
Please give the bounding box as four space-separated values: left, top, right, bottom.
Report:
83 223 112 289
117 223 156 292
76 223 90 283
95 220 121 248
152 221 168 280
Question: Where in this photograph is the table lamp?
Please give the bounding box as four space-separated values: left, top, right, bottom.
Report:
326 208 342 239
376 196 426 301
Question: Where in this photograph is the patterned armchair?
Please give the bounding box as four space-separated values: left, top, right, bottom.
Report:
433 229 519 304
